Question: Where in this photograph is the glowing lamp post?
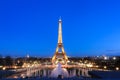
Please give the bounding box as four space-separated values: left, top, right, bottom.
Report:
116 67 119 70
104 66 107 69
3 67 6 70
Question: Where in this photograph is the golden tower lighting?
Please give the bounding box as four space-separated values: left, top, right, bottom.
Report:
52 18 68 65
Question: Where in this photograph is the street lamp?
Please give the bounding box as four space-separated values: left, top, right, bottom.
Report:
15 66 17 69
116 67 119 70
104 66 107 69
2 67 6 70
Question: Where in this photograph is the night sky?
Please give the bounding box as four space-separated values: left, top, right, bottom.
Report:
0 0 120 57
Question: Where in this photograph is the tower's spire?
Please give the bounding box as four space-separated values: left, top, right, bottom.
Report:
52 18 68 65
59 16 62 21
58 17 62 43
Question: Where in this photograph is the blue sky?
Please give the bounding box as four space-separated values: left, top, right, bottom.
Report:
0 0 120 57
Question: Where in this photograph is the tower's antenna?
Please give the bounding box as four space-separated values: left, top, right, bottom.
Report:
59 16 62 21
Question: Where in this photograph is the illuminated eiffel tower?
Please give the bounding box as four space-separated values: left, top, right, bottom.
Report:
52 18 68 65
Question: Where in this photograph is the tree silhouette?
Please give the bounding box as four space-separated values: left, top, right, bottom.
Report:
5 56 13 68
0 55 4 66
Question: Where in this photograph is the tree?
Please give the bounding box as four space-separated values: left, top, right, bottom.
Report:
0 55 4 66
4 56 13 67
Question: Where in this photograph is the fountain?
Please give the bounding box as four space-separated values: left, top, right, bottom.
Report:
51 63 69 78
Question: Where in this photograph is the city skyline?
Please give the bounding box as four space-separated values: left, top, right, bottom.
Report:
0 0 120 57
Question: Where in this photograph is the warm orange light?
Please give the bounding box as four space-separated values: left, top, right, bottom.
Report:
116 67 119 70
3 67 6 70
86 64 93 67
96 65 99 68
15 66 17 69
22 65 24 68
104 66 107 69
28 65 30 67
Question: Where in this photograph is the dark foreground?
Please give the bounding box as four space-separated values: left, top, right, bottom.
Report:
1 77 120 80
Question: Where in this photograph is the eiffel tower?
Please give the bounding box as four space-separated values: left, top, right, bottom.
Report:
52 18 68 65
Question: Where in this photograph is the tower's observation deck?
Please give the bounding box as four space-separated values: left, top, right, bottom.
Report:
52 18 68 65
